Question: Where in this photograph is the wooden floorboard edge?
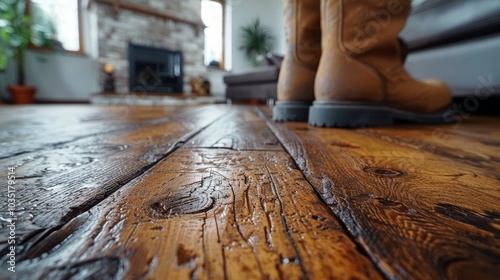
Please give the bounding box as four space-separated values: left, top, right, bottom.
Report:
0 106 213 160
354 128 500 177
0 106 385 279
56 108 233 224
182 106 285 152
0 107 232 246
255 107 389 279
4 147 383 278
257 107 500 279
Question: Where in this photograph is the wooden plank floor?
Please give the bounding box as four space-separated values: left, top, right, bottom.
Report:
0 105 498 279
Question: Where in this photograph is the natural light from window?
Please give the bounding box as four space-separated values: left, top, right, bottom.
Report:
31 0 80 52
201 0 223 67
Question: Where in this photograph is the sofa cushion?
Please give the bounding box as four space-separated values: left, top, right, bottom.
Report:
401 0 500 50
223 66 280 85
226 82 277 100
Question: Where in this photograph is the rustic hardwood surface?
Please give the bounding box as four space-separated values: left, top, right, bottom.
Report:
258 107 500 280
0 105 499 279
0 105 229 248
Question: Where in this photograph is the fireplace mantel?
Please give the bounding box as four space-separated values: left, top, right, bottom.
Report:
88 0 205 35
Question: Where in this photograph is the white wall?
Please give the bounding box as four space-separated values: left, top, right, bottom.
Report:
27 51 100 101
229 0 285 73
0 51 100 102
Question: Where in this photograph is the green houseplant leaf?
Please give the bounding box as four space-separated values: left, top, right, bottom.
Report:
239 18 273 67
0 0 54 85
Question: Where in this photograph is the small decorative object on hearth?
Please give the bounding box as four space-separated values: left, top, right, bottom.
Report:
208 60 220 67
189 76 210 96
103 63 115 93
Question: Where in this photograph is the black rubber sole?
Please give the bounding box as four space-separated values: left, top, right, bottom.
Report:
273 101 312 122
309 103 456 128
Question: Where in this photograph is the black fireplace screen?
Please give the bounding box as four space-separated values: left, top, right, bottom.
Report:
128 44 183 93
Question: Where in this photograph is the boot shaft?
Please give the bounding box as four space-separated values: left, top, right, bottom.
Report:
284 0 322 68
321 0 411 68
278 0 322 102
314 0 451 116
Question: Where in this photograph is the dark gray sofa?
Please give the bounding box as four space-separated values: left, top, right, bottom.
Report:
223 53 282 103
402 0 500 98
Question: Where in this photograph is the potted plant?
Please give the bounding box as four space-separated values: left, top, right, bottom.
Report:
0 0 55 104
239 18 273 67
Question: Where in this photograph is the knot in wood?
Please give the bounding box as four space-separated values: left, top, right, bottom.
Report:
148 182 215 219
363 167 405 178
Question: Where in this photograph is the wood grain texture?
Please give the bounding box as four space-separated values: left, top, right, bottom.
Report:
0 105 229 250
0 105 382 279
259 107 500 280
1 149 382 279
0 105 189 158
3 104 499 279
358 123 500 176
184 106 281 151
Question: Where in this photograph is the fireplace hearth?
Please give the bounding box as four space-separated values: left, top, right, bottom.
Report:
128 44 184 94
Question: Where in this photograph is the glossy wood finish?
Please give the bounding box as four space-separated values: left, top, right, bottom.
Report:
0 105 228 247
259 108 500 280
0 105 498 279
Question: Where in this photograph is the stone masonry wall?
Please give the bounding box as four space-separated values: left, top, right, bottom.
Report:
96 0 206 93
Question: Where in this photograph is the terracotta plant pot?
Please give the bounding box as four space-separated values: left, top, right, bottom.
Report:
8 85 37 104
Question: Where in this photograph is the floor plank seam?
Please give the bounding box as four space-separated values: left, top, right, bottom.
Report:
54 108 232 225
355 129 500 175
0 106 216 160
0 122 143 160
265 164 310 277
255 107 390 279
0 108 233 275
182 147 288 152
6 106 498 278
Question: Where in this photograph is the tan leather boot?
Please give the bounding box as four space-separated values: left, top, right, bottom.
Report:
273 0 321 122
309 0 454 127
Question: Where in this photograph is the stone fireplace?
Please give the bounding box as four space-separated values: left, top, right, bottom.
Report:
96 0 206 94
128 43 184 93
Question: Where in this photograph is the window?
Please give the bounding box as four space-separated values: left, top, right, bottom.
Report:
30 0 82 53
201 0 224 68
